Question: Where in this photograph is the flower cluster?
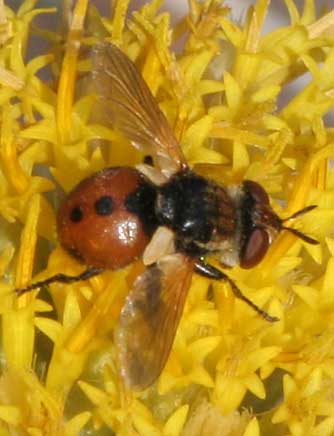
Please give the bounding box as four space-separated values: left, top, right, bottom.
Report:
0 0 333 435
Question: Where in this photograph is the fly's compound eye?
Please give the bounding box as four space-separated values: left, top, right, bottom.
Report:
240 227 269 269
244 180 269 205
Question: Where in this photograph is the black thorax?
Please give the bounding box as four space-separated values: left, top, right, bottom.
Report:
156 171 236 256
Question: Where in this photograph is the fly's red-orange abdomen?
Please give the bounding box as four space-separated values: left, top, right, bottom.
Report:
57 167 153 269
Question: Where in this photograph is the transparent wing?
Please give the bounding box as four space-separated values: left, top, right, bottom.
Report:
115 253 193 390
92 42 187 176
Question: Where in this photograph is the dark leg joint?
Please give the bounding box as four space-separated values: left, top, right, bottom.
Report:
194 260 225 280
15 267 104 297
194 260 278 323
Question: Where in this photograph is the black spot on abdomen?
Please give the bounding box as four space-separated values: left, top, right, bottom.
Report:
70 206 83 222
95 195 114 215
125 181 158 236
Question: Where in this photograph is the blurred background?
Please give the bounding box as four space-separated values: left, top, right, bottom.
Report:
5 0 332 30
4 0 334 121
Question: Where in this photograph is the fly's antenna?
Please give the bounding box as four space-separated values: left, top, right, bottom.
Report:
281 205 318 245
281 205 317 222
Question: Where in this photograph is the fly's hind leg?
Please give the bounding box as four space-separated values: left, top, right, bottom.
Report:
194 260 278 322
15 267 104 297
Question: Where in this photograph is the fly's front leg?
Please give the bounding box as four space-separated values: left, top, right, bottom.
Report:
15 267 104 297
194 260 278 322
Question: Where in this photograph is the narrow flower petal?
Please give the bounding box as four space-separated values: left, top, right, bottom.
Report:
163 404 189 436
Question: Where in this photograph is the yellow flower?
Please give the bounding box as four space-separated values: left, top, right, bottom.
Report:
213 328 280 414
0 0 333 435
272 372 334 436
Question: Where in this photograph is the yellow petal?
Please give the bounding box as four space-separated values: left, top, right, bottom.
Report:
34 317 62 343
292 285 318 308
0 405 21 426
62 290 82 331
189 365 214 388
65 411 91 436
272 404 289 424
78 380 109 406
132 415 160 436
187 336 221 363
320 257 334 309
246 347 281 372
243 417 260 436
224 71 242 112
313 417 334 436
214 375 246 413
163 404 189 436
243 373 265 399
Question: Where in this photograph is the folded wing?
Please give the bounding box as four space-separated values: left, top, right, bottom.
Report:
115 253 193 390
92 42 187 177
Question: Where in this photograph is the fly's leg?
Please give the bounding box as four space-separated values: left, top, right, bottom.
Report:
194 260 278 322
15 268 104 296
